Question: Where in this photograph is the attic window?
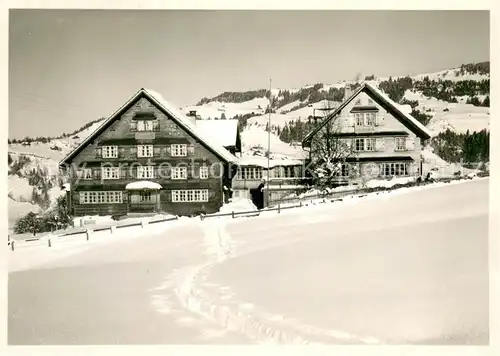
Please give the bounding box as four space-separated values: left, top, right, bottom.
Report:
133 112 157 120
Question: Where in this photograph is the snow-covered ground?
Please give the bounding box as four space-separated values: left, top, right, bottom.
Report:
194 178 489 344
8 178 489 344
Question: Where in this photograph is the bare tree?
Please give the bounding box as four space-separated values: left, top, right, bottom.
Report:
307 97 356 190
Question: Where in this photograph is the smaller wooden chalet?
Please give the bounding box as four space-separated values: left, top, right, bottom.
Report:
59 88 238 218
302 82 432 186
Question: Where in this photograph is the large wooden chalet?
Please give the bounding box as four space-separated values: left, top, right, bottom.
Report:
59 88 239 217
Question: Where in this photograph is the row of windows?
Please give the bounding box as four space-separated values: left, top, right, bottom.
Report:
97 144 191 158
171 189 209 203
78 190 210 204
235 166 301 180
128 120 184 136
353 137 413 152
77 166 210 180
129 120 160 132
79 191 124 204
330 162 410 178
379 162 409 177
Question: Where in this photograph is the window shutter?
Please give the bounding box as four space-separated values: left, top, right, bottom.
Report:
130 146 138 157
130 121 137 132
154 146 161 157
164 165 171 179
379 163 384 177
122 192 128 203
118 147 125 158
154 166 160 179
187 144 195 155
406 138 415 151
93 168 101 179
345 114 354 128
375 114 383 126
121 167 128 179
166 145 172 156
375 138 385 152
95 147 102 158
153 120 160 132
209 189 216 199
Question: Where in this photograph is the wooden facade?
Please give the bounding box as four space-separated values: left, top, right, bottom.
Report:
60 89 238 218
302 82 432 186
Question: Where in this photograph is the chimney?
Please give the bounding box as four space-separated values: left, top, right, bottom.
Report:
343 86 353 101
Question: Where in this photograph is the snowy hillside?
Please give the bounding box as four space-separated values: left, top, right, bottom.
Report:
8 121 106 232
185 62 490 137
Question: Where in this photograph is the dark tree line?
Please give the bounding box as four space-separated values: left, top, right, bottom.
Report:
431 129 489 164
197 89 270 105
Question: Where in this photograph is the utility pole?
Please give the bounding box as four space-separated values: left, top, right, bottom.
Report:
267 78 272 205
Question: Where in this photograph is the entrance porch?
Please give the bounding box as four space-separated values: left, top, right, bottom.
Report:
125 181 162 214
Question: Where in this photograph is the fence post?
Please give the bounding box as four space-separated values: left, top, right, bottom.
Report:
110 226 116 234
300 201 302 208
141 220 146 228
11 240 15 251
278 203 281 214
86 229 92 241
48 238 52 248
232 211 235 219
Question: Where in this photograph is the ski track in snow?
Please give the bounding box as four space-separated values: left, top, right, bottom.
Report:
151 216 381 344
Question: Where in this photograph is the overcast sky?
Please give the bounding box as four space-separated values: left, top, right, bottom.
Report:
9 10 489 138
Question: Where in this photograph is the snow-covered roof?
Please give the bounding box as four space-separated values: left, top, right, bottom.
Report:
366 83 433 138
60 88 237 166
303 82 432 144
237 155 304 168
125 181 162 190
195 119 239 147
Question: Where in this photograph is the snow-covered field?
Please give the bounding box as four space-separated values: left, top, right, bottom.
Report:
192 178 489 344
8 178 489 344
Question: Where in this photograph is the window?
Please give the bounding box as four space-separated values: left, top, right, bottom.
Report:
395 137 407 151
200 166 209 179
238 167 263 180
355 112 376 126
380 163 408 177
137 145 153 157
355 138 376 152
172 167 188 179
102 167 120 179
366 112 376 126
137 166 154 179
79 191 123 204
140 191 153 203
134 120 158 132
172 189 209 202
355 113 364 126
171 144 187 157
332 164 349 177
102 146 118 158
